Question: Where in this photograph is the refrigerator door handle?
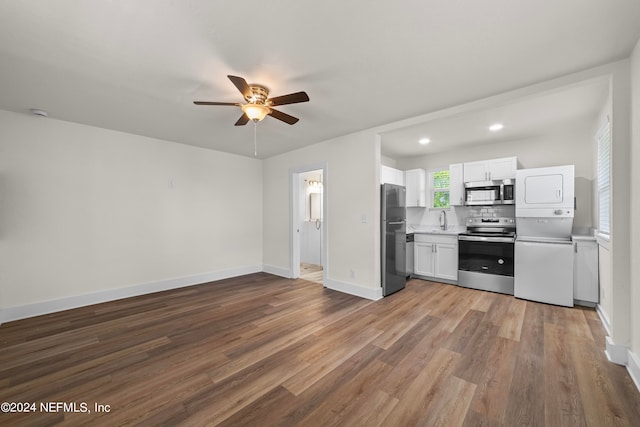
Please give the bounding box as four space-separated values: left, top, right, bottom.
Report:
388 221 405 225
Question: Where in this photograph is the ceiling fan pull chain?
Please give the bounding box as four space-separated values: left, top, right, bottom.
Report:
254 121 258 157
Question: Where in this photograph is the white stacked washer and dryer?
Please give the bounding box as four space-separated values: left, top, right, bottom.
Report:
514 165 575 307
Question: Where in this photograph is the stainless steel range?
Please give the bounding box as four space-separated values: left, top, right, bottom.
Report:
458 217 516 295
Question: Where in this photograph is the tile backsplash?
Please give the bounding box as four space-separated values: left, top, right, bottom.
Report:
407 205 515 228
465 205 515 219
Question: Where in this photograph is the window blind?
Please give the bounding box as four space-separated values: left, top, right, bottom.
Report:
596 119 611 235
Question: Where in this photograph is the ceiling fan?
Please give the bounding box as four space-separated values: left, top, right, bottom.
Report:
194 75 310 126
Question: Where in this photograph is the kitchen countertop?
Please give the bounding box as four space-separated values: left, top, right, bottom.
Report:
407 225 464 236
572 234 597 242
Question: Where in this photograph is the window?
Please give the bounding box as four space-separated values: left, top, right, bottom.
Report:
596 118 611 236
429 169 450 209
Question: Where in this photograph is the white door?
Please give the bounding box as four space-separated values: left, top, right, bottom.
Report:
487 157 517 180
516 165 574 211
435 243 458 281
449 163 464 206
463 161 488 182
414 242 435 277
514 240 574 307
524 174 564 204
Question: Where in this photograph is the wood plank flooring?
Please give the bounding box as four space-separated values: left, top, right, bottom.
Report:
299 263 323 284
1 274 639 426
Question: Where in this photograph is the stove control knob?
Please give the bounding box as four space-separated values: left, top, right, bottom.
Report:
498 259 504 265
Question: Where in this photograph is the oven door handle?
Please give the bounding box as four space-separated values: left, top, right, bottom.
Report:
458 235 515 243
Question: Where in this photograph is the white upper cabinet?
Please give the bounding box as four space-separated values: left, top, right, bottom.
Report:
488 157 518 180
405 168 426 207
449 163 464 206
463 156 517 182
381 165 405 186
463 161 488 182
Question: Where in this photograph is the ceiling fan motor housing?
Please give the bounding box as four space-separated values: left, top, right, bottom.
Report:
247 85 269 105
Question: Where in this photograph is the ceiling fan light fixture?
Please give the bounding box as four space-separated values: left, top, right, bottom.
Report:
242 103 270 122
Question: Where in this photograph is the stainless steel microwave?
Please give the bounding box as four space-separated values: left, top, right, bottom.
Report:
464 179 515 206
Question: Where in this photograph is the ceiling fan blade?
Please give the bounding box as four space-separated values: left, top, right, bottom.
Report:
268 91 310 106
234 113 250 126
268 108 299 125
228 75 252 99
194 101 241 106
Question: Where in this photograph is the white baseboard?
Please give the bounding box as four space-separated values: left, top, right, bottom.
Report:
0 265 262 324
628 349 640 394
261 263 382 301
324 278 383 301
605 336 629 366
596 304 611 336
0 265 382 325
262 264 292 278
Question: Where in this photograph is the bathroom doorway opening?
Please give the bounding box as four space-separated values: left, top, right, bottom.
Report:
291 164 326 285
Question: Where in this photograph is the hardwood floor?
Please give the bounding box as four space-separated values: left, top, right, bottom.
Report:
1 274 639 426
300 263 323 284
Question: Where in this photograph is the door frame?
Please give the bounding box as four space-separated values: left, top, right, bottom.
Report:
290 162 328 281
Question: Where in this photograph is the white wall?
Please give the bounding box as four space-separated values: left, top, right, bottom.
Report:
0 109 262 322
263 130 381 299
396 120 595 228
594 90 614 332
608 61 632 353
629 37 640 379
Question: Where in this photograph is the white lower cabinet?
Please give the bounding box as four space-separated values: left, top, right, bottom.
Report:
414 234 458 282
414 241 436 277
573 237 599 306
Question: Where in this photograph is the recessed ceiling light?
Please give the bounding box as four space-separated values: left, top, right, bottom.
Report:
489 123 503 132
419 138 431 145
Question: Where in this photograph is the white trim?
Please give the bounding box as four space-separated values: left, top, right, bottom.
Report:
627 350 640 394
262 264 292 278
290 163 328 282
627 349 640 391
596 304 611 336
605 336 629 366
0 265 261 324
595 231 611 249
324 277 383 301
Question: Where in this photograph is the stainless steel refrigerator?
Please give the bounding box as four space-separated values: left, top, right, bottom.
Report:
381 183 407 296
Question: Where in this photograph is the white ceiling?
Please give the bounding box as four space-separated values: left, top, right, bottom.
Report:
0 1 639 159
379 79 611 158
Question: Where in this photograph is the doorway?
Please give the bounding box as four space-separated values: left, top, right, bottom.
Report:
291 164 327 285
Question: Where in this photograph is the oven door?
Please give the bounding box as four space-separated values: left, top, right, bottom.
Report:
458 235 514 276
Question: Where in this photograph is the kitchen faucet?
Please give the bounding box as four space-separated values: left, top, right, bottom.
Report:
439 210 447 230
